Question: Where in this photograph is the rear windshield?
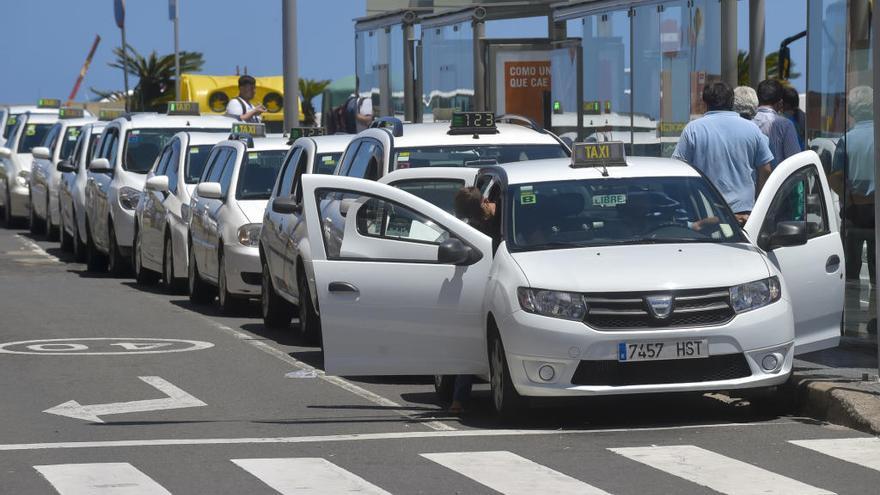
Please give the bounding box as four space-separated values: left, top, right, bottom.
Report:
60 126 82 160
391 179 465 214
18 123 53 153
235 150 286 200
185 145 213 184
123 128 225 173
392 144 567 170
315 153 342 175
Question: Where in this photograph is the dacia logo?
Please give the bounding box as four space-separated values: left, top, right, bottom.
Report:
645 295 674 319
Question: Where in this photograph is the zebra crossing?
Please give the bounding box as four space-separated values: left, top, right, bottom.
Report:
31 436 880 494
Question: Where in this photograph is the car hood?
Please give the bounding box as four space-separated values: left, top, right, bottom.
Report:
237 200 268 224
510 242 770 293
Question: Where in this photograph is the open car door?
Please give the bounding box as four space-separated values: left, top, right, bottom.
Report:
301 174 493 376
744 150 844 354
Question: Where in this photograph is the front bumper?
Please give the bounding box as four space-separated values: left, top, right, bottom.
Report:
498 300 795 397
223 243 261 296
9 182 29 219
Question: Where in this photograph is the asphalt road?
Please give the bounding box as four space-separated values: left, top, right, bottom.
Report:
0 227 878 494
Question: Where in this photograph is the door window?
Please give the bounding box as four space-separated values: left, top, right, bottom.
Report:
154 146 173 176
217 148 238 197
166 139 181 194
42 124 62 152
291 149 310 203
346 140 382 180
759 166 830 241
204 148 231 183
337 141 362 176
276 147 303 196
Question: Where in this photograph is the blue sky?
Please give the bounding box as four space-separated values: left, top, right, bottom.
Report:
0 0 807 103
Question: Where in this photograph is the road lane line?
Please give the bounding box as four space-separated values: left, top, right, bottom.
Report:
232 458 391 494
421 451 612 494
14 234 60 262
34 462 171 494
790 438 880 472
0 421 797 451
610 445 835 495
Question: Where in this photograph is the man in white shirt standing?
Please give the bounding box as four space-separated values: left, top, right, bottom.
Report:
225 75 266 123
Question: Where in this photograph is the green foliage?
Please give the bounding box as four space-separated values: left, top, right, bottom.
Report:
737 50 801 87
299 78 331 127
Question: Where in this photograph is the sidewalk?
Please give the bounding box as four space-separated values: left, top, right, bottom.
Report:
793 340 880 434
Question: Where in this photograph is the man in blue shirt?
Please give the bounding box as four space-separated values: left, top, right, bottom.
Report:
753 79 803 169
672 82 774 223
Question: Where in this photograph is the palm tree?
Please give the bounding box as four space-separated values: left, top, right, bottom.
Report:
737 50 801 86
92 44 205 111
299 78 331 126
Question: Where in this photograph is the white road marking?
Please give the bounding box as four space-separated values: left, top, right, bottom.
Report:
0 421 793 451
14 234 60 262
422 451 612 494
610 445 835 495
0 337 214 356
233 458 391 494
790 438 880 472
43 376 206 423
34 462 171 494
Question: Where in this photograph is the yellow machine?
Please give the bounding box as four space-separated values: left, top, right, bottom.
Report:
179 74 303 133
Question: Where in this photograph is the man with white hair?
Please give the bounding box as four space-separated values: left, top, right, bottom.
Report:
830 85 875 285
733 86 759 120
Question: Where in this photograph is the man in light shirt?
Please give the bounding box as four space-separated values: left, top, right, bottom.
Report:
753 79 802 169
225 75 266 123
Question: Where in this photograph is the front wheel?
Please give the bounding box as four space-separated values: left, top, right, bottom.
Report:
163 234 185 293
28 197 42 235
262 259 294 329
298 271 322 345
188 246 214 304
107 221 128 276
46 198 59 242
72 214 87 262
489 329 526 418
134 227 159 285
85 221 108 272
218 250 246 314
434 375 456 404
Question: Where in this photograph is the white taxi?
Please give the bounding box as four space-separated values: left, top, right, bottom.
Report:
134 132 225 290
29 108 95 240
59 119 107 259
84 103 232 274
0 111 59 225
259 130 354 334
378 167 479 214
187 123 289 313
296 142 843 416
0 99 64 148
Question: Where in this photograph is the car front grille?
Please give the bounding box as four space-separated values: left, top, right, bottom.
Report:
583 288 735 330
570 353 752 386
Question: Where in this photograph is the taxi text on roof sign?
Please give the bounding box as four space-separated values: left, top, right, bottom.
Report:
59 108 85 119
448 112 498 135
38 98 61 109
232 122 266 138
167 101 200 116
571 142 627 168
289 127 325 140
99 109 125 121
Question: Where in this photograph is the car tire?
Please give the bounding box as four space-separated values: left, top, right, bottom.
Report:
188 246 214 304
107 221 128 277
433 375 456 404
28 196 42 236
262 258 294 329
218 250 246 314
489 327 526 419
298 269 322 345
741 375 797 417
134 226 159 285
3 185 17 228
163 234 185 294
72 214 87 262
60 210 74 252
85 221 108 272
46 198 59 242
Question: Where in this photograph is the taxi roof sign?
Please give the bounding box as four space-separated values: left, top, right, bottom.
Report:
38 98 61 109
571 142 627 169
167 101 200 116
289 127 326 140
448 112 498 136
98 109 125 121
231 122 266 138
59 107 85 119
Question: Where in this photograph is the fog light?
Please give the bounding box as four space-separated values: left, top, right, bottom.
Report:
761 354 780 372
538 365 555 381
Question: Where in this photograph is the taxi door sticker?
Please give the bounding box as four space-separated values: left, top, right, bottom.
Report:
397 152 411 170
190 148 199 154
520 185 537 205
248 152 259 160
25 124 36 136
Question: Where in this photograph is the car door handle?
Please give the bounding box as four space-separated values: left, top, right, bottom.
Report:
328 282 359 293
826 255 841 273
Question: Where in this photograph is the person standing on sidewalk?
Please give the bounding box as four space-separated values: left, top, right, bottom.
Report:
753 79 802 169
672 82 774 224
225 75 266 123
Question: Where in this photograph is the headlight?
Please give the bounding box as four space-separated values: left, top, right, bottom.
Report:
118 186 142 210
517 287 587 320
237 223 262 246
729 276 781 313
15 170 30 187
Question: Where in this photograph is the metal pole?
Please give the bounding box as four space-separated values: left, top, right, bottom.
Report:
720 0 738 88
282 0 300 129
749 0 765 85
473 19 486 111
403 22 415 122
872 0 880 378
174 0 181 101
121 27 130 112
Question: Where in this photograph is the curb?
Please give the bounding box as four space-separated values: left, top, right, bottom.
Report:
794 373 880 435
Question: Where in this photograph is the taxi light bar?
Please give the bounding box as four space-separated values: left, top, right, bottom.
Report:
289 127 325 140
448 112 498 136
98 109 125 121
167 101 200 116
370 117 404 137
38 98 61 109
231 122 266 138
59 107 85 119
571 142 627 171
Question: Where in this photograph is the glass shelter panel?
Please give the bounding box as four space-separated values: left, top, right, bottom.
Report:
581 11 633 148
422 21 474 122
632 5 661 157
356 29 384 116
389 24 406 117
659 1 692 157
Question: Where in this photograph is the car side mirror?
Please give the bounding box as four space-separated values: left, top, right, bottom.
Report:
0 147 10 158
196 182 223 200
88 158 112 173
32 146 51 160
437 238 472 265
766 221 808 250
272 195 302 215
57 160 75 172
145 175 169 193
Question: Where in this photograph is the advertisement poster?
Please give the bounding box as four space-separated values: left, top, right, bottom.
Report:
503 61 551 125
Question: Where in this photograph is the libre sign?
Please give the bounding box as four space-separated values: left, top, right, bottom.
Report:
504 61 551 126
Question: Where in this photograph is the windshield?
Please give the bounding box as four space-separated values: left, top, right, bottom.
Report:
185 145 213 183
508 177 745 252
393 144 567 170
235 149 286 200
18 123 53 153
60 126 82 160
315 152 342 175
392 179 466 214
3 113 18 139
123 128 223 173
